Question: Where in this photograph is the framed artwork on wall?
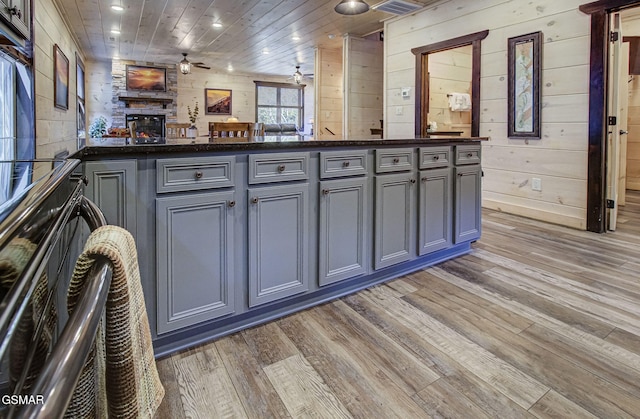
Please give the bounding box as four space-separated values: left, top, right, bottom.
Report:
53 44 69 110
205 88 232 115
126 65 167 91
507 31 542 139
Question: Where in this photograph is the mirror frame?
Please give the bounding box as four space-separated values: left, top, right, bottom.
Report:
411 30 489 137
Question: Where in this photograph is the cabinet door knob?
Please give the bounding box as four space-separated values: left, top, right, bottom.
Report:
277 164 286 172
433 155 439 160
228 200 236 208
393 157 400 164
342 161 350 168
251 197 259 204
467 153 473 158
8 6 22 19
421 177 428 182
410 178 416 184
322 189 330 195
195 170 203 179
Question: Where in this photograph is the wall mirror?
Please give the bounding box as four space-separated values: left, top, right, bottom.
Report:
412 30 489 137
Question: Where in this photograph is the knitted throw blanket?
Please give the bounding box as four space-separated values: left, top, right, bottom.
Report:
67 226 164 418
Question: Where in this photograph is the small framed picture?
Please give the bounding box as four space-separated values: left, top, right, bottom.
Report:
205 88 232 115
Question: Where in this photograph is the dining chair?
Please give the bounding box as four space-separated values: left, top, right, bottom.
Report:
252 122 264 138
127 121 138 139
166 123 190 138
209 122 252 139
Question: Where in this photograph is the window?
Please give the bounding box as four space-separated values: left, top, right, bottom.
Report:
0 50 34 206
255 81 305 129
76 53 86 149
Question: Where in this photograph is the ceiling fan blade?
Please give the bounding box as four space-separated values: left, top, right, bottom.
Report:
193 62 211 69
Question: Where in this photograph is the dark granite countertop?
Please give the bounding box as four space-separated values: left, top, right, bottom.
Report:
72 136 486 159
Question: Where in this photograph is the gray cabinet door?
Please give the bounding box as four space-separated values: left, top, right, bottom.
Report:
454 165 482 243
0 0 30 39
156 191 235 334
374 173 416 269
419 167 452 255
85 160 137 234
319 177 368 286
248 184 309 307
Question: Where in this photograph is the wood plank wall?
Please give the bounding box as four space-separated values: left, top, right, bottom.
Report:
34 0 85 158
315 48 343 140
384 0 591 229
629 77 640 190
343 36 383 139
428 45 472 135
624 17 640 191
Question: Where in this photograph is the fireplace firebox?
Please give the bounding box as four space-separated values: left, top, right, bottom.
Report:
126 114 165 139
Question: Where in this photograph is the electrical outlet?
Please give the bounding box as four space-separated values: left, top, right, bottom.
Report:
395 106 403 115
531 177 542 191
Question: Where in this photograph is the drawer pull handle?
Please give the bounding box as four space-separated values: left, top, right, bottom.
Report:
342 161 350 168
228 200 236 208
322 189 330 195
433 155 439 160
467 153 473 158
277 164 286 172
410 179 416 184
195 170 203 179
251 197 259 204
8 6 21 18
393 157 400 164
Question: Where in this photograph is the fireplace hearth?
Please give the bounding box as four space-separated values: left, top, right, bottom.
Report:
126 114 165 139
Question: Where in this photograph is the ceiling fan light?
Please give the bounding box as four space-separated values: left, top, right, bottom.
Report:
179 53 191 75
334 0 370 15
293 66 303 84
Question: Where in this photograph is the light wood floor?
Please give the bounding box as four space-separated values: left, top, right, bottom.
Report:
155 191 640 418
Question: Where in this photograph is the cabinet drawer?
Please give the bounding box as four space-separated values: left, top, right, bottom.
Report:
455 145 481 165
249 152 309 184
157 157 235 193
375 148 414 173
419 146 451 169
320 150 368 179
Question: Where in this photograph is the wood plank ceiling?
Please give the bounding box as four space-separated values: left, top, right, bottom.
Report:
53 0 437 76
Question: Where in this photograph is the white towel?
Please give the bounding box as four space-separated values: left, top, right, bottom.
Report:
448 93 471 111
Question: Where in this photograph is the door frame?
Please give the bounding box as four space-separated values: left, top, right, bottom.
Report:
580 0 640 232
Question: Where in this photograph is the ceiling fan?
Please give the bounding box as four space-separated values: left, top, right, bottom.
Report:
179 53 211 74
287 65 314 84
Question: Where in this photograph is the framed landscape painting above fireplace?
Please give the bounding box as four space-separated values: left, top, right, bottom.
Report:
126 65 166 92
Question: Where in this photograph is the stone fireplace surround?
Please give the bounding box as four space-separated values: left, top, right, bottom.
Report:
111 60 178 129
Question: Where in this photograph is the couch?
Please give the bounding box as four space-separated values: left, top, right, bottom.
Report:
263 123 299 135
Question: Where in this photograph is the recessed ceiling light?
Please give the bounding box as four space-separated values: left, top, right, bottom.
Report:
262 48 269 55
292 36 300 41
328 34 336 39
111 4 124 11
111 29 121 35
212 22 223 28
227 65 234 72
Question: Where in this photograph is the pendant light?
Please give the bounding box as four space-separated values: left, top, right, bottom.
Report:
293 66 303 84
334 0 370 15
179 53 191 75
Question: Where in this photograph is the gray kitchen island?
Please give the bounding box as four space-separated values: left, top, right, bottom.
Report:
74 136 483 357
